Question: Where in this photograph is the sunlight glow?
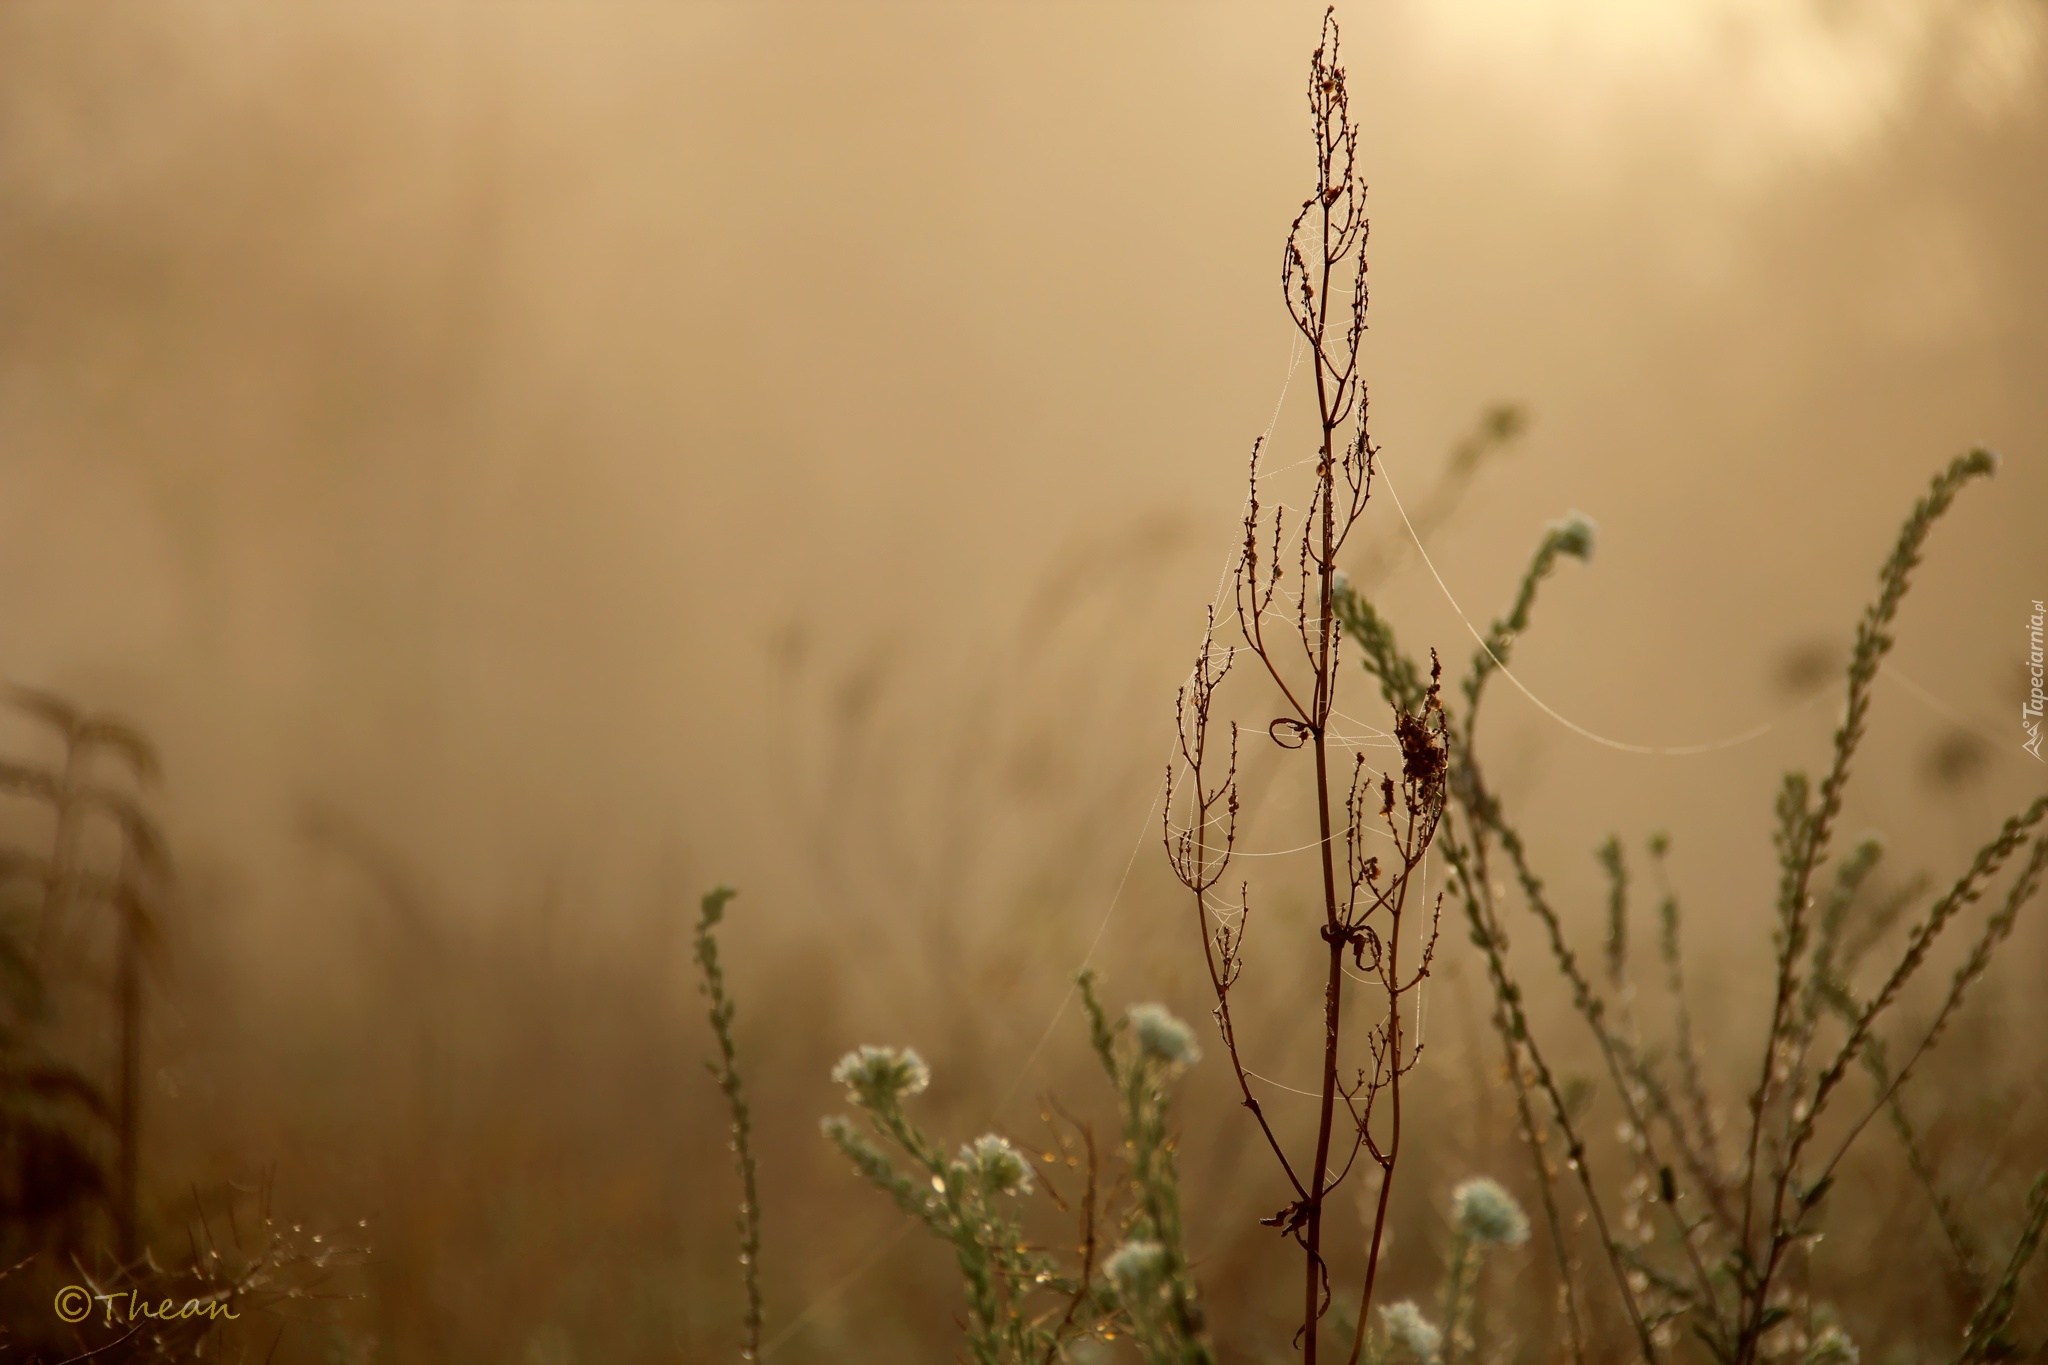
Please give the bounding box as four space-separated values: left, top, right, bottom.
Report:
1407 0 2045 169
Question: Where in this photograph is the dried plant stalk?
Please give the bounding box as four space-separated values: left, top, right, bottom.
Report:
1164 13 1446 1360
694 885 765 1361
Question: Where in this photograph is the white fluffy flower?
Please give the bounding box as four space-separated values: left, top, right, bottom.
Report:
958 1134 1034 1197
1451 1177 1530 1247
830 1046 930 1105
1103 1239 1169 1297
1378 1300 1442 1362
1127 1004 1202 1067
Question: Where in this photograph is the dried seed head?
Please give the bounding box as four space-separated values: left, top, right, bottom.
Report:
1396 707 1446 793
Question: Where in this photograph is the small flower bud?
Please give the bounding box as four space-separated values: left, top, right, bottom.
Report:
1546 511 1596 563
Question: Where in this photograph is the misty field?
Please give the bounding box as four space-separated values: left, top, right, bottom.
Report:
1 2 2045 1362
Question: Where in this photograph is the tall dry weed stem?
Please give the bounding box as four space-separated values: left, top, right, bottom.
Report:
1165 12 1446 1361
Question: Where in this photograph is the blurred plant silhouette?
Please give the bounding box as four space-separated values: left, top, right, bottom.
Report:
0 689 364 1362
0 686 164 1261
1344 447 2048 1362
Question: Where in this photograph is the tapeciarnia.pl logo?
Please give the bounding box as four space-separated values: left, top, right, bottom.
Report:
2026 598 2044 761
